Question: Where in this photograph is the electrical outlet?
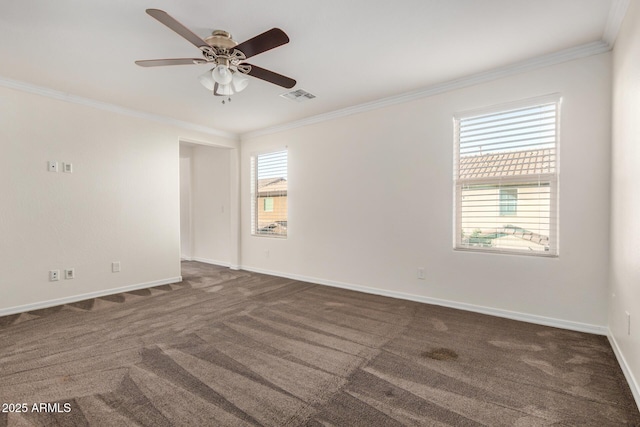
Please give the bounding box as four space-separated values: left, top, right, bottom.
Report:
65 268 75 279
112 261 120 273
49 270 59 281
626 311 631 335
47 161 58 172
417 267 426 280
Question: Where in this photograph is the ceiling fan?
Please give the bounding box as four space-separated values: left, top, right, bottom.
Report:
135 9 296 102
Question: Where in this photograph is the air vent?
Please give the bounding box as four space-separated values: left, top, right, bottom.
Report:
280 89 316 102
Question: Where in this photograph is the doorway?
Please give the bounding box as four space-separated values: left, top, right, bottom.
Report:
179 142 237 268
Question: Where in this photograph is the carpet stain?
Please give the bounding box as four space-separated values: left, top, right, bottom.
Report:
422 348 458 361
430 318 448 332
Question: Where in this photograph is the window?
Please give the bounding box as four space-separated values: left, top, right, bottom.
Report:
454 96 559 255
499 188 517 216
263 198 274 212
251 150 288 237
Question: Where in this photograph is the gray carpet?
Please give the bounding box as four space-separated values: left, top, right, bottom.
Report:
0 261 638 426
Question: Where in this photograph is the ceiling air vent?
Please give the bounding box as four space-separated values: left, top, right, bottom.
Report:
280 89 316 102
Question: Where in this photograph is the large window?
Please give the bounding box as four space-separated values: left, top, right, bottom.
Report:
454 96 559 256
251 150 288 237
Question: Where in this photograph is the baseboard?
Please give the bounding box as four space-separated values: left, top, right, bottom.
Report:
189 257 231 268
239 265 608 336
608 331 640 410
0 276 183 318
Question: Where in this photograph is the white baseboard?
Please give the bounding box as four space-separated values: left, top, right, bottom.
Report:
608 331 640 410
189 257 231 268
239 265 608 336
0 276 182 318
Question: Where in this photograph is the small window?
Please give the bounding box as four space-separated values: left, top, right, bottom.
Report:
251 150 287 237
499 188 517 216
263 198 274 212
454 96 559 256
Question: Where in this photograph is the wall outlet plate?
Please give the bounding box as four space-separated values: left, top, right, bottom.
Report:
49 270 59 281
62 162 73 173
112 261 121 273
47 161 58 172
65 268 75 279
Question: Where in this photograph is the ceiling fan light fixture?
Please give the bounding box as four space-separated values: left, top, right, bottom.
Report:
214 83 234 96
212 64 233 85
197 69 215 91
231 72 249 93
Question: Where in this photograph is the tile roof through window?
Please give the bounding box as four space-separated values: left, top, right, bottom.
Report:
459 149 555 180
257 178 287 196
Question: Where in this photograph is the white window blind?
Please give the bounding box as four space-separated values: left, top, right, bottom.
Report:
251 150 288 237
454 97 559 256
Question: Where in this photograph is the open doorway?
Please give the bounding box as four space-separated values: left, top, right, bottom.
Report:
179 142 235 270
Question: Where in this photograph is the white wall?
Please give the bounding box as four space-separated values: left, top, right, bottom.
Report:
179 146 193 259
0 86 237 313
610 0 640 403
189 145 232 266
240 53 611 330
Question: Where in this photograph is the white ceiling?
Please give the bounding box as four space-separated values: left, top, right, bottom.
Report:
0 0 619 136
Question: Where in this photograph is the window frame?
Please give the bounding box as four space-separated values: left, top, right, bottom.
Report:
251 149 288 239
453 94 561 257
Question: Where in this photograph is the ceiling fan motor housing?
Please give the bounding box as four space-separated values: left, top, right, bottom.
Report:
205 30 237 50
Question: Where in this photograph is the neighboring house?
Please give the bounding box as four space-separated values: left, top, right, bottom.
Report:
256 177 288 233
459 148 554 251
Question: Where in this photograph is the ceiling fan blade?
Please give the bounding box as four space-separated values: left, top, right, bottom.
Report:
146 9 211 51
244 64 296 88
135 58 207 67
234 28 290 59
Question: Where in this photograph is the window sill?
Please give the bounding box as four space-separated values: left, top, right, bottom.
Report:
453 246 558 258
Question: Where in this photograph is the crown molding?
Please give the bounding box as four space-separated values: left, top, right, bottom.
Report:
0 76 239 141
603 0 630 48
241 40 610 140
1 28 618 144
